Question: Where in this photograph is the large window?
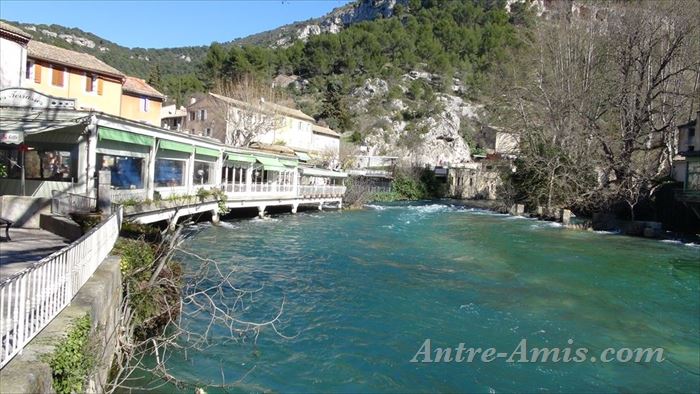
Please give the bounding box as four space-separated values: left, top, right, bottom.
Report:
155 158 186 187
0 148 75 181
97 154 144 189
193 161 215 185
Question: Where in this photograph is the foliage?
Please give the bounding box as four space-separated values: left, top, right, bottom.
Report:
69 212 103 233
0 163 7 178
47 314 95 394
114 238 156 278
370 191 406 202
392 167 446 200
196 187 229 214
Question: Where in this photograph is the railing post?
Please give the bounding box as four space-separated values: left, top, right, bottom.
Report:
98 170 112 215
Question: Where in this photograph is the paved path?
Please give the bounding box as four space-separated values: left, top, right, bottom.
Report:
0 229 70 280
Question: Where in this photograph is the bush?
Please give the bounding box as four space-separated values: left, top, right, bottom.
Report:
47 314 95 394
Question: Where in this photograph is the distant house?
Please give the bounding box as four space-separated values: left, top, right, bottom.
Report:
120 76 164 126
160 104 187 131
0 22 32 90
24 40 125 115
183 92 340 160
675 111 699 218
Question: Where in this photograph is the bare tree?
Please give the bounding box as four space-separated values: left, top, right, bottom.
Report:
212 75 286 147
487 0 699 217
101 224 294 393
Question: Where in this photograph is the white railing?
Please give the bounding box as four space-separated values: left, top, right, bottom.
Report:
299 185 347 198
0 206 123 369
51 191 96 215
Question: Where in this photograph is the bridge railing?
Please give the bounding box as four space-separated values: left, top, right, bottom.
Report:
0 206 122 369
299 185 346 198
51 191 96 215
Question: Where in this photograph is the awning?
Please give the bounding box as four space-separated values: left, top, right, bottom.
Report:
0 109 89 144
255 156 287 172
195 146 220 157
98 126 154 146
159 140 193 154
295 151 311 162
226 151 256 163
280 158 298 168
301 167 348 178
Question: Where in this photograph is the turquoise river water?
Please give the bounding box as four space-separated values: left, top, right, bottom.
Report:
138 202 699 393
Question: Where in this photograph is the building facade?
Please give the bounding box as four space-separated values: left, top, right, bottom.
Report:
24 40 125 116
120 76 164 126
0 22 31 90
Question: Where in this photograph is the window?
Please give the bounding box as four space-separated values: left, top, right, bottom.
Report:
155 159 186 187
689 127 695 137
51 66 65 87
689 146 695 152
204 128 212 137
1 148 75 181
193 161 215 185
200 109 207 120
85 74 96 93
25 60 34 80
190 111 196 121
97 154 144 189
140 97 149 112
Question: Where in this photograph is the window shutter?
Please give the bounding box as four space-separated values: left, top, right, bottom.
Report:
34 64 42 83
97 78 104 95
52 67 64 86
85 75 92 92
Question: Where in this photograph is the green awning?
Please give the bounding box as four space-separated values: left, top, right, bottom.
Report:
195 146 220 157
255 156 287 172
226 152 256 163
301 167 348 178
159 140 193 154
295 151 311 162
280 158 298 167
98 127 153 146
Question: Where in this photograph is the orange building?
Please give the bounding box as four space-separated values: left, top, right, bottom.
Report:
120 76 164 126
24 40 125 115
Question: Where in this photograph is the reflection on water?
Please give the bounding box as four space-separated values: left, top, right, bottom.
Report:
128 202 700 393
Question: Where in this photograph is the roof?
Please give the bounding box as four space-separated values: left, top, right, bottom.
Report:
0 21 32 40
248 142 297 157
262 101 315 122
312 124 340 137
27 40 124 78
208 92 315 122
122 76 164 99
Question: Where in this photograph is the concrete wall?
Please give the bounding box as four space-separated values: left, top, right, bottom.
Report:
311 132 340 157
0 195 52 228
0 256 122 394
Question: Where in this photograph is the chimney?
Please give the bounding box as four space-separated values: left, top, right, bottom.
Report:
189 97 197 105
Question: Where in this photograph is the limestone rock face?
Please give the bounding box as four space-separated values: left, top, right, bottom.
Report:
351 77 480 167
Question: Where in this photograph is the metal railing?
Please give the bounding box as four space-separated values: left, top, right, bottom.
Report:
299 185 347 198
51 191 96 215
0 206 123 369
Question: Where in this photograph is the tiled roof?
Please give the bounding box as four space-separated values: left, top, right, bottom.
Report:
312 124 340 137
123 76 164 99
262 101 315 122
208 92 315 122
0 21 32 40
27 40 124 78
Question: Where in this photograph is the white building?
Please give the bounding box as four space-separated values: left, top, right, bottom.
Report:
0 22 30 90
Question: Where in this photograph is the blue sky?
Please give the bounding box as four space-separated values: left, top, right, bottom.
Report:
0 0 353 48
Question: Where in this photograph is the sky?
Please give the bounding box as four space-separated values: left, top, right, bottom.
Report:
0 0 354 48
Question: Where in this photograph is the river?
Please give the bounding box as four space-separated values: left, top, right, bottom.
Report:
133 201 700 393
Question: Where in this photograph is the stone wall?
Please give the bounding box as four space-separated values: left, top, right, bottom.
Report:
447 163 501 200
0 256 123 393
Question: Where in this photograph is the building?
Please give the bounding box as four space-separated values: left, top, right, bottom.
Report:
24 40 125 116
183 93 340 161
120 76 164 126
0 22 31 90
674 111 699 218
161 104 187 131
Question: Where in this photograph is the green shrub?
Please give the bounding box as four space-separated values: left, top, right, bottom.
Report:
47 314 95 394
